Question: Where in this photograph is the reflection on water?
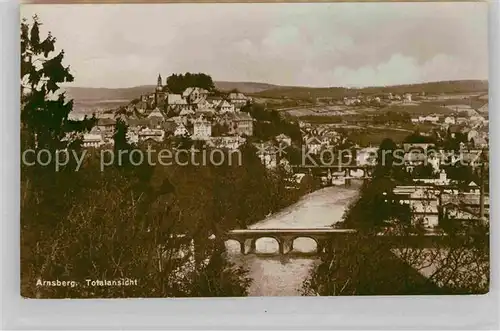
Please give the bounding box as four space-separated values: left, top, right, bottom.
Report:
226 182 362 296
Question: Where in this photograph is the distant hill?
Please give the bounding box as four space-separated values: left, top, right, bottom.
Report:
63 85 156 102
252 80 489 100
214 81 281 93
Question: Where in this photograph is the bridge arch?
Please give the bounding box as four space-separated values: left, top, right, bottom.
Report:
224 239 244 254
290 236 320 254
253 236 281 254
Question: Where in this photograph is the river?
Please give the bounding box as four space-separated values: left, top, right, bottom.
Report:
225 181 362 296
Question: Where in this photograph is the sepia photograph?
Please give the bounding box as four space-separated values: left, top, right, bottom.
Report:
20 2 489 298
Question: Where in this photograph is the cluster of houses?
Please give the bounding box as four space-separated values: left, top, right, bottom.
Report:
77 79 489 231
411 102 488 124
410 114 488 149
249 126 489 230
411 112 487 127
251 133 294 169
393 141 488 230
300 126 345 154
393 179 489 230
82 75 254 149
277 125 489 230
392 141 488 178
342 92 413 106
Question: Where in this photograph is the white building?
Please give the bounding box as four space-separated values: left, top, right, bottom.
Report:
418 115 439 123
467 129 479 142
167 93 190 111
227 92 249 108
413 169 450 186
192 117 212 140
304 136 323 154
403 93 412 103
216 100 236 114
208 136 246 150
82 133 105 148
196 99 215 112
182 87 209 104
138 128 165 143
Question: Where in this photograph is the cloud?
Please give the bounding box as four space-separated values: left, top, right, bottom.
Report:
21 3 488 88
298 53 486 88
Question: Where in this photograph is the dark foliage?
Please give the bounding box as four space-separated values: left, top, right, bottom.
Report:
242 103 302 143
373 110 411 125
166 73 215 94
403 132 436 144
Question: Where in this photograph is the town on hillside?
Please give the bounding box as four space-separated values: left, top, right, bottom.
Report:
77 74 490 233
81 74 254 149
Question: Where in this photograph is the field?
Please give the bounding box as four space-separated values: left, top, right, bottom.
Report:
348 128 411 146
422 97 486 110
286 106 358 118
214 81 280 93
290 102 453 124
381 103 454 115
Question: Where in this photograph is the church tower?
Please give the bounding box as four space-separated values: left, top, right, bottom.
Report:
156 73 163 91
155 74 166 108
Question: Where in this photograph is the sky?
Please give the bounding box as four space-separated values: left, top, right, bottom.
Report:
21 3 488 88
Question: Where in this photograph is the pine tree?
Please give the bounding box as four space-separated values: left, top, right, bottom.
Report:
21 15 89 150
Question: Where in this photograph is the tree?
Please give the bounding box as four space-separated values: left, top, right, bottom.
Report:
441 128 467 151
403 131 436 144
212 122 230 137
373 138 398 178
412 163 435 179
342 177 411 230
113 118 131 153
21 15 91 150
166 73 215 94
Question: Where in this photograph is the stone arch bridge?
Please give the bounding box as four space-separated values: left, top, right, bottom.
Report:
223 228 463 256
224 228 357 256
